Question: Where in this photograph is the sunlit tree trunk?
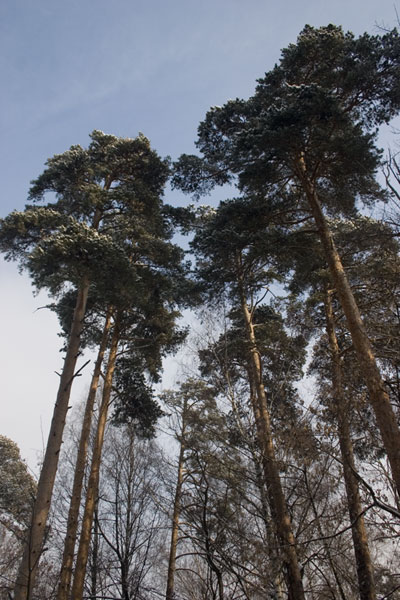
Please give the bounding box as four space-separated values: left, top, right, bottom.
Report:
324 285 376 600
236 253 305 600
297 159 400 498
57 307 112 600
249 391 285 600
228 368 284 598
71 316 120 600
90 499 100 600
166 399 187 600
14 277 90 600
302 465 347 600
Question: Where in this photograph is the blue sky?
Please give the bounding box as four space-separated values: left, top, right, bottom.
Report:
1 0 399 469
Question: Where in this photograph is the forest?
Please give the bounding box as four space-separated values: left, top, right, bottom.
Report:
2 23 400 600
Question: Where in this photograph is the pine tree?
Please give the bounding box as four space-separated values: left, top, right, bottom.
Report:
173 24 400 497
0 130 171 599
190 199 306 599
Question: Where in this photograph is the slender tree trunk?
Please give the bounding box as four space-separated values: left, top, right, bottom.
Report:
119 434 133 600
166 404 187 600
90 499 99 600
246 359 304 600
250 397 285 600
229 376 283 598
236 254 305 600
297 159 400 497
303 466 348 600
216 569 225 600
202 482 225 600
57 308 112 600
71 317 120 600
324 286 376 600
14 277 90 600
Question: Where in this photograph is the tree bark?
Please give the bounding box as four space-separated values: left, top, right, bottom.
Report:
14 277 90 600
229 373 284 598
323 286 376 600
166 401 187 600
303 465 348 600
202 481 225 600
71 317 120 600
56 308 112 600
296 160 400 498
249 392 285 600
90 499 99 600
236 253 305 600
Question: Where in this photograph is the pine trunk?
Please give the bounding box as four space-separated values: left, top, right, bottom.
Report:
303 465 348 599
71 318 120 599
236 254 305 600
249 390 286 600
298 161 400 498
56 308 112 600
324 286 376 600
166 406 187 600
90 500 99 600
231 382 284 598
14 277 90 600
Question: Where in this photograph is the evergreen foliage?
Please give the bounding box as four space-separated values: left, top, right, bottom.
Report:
3 23 400 600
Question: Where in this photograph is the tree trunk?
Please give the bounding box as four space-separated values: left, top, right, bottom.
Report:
202 482 225 600
303 465 348 600
14 277 90 600
323 286 376 600
230 375 283 598
236 254 305 600
90 499 99 600
57 308 112 600
166 403 187 600
297 160 400 498
249 393 285 600
216 569 225 600
71 317 120 600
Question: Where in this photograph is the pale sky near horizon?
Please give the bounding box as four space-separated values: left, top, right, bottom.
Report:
1 0 399 472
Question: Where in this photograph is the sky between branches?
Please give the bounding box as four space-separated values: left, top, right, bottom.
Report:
0 0 398 471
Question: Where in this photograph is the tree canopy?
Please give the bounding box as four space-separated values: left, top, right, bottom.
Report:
3 23 400 600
